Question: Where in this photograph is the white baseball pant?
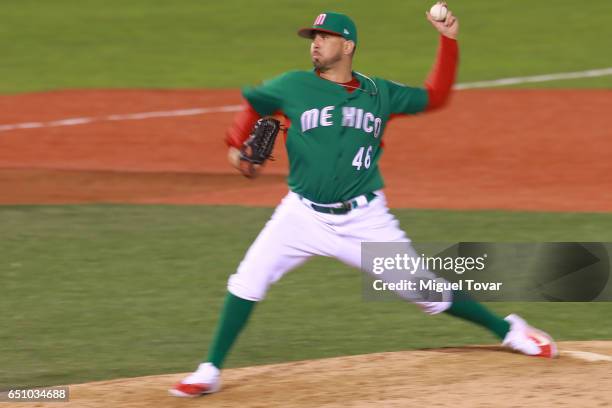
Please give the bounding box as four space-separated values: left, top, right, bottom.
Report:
227 190 452 314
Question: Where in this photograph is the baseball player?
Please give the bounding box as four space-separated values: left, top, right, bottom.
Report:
170 6 557 398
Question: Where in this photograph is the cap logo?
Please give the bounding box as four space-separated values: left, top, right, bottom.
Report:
343 28 350 35
314 13 327 25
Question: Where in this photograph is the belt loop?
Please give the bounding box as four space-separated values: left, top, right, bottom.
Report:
355 195 367 207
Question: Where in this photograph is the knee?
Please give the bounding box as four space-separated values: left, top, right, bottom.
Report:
227 272 269 302
416 301 452 315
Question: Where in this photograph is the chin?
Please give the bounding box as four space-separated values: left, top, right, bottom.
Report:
312 60 327 71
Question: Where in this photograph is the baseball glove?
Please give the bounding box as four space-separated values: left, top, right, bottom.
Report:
239 117 281 178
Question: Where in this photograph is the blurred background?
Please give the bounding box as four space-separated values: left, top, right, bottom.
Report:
1 0 611 92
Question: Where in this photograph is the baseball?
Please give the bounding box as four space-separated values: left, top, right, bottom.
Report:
429 3 448 22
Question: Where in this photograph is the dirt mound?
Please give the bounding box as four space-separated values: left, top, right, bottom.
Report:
13 341 612 408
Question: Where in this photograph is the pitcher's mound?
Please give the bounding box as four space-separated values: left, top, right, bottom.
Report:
23 341 612 408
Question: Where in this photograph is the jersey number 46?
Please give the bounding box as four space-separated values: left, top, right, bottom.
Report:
352 145 373 170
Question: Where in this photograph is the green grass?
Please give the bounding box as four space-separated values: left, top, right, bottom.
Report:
0 0 610 93
1 204 611 389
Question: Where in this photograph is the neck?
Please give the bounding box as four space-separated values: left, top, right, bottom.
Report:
318 62 353 83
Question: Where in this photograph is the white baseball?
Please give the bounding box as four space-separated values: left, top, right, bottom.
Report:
429 3 448 21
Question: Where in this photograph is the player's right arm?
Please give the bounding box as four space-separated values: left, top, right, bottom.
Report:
225 101 261 171
224 73 290 175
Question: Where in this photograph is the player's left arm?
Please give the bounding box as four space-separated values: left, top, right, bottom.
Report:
387 6 458 116
424 4 459 111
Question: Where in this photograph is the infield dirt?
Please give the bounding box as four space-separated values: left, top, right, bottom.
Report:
1 89 611 211
6 341 611 408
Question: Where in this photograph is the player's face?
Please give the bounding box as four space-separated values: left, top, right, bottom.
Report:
310 32 346 71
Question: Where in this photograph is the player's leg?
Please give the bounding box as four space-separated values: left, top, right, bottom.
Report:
332 191 556 357
330 191 452 312
204 191 330 370
170 192 338 397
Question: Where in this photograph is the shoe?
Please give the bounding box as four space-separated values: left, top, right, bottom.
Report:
169 362 221 397
502 314 558 358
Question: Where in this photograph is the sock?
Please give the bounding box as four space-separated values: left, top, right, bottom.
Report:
444 290 510 340
206 292 256 368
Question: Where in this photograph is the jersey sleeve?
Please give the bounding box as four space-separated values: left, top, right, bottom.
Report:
424 36 459 111
225 100 261 148
387 81 429 115
241 72 290 116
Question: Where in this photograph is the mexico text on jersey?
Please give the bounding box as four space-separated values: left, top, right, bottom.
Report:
242 70 428 204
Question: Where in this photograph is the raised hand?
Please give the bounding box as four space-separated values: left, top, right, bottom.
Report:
426 2 459 39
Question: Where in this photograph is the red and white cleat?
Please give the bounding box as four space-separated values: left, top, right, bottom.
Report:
169 362 221 397
502 314 558 358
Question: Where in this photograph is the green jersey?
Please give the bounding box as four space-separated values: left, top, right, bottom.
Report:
242 70 428 204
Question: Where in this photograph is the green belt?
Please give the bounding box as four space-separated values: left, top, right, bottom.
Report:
306 192 378 215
